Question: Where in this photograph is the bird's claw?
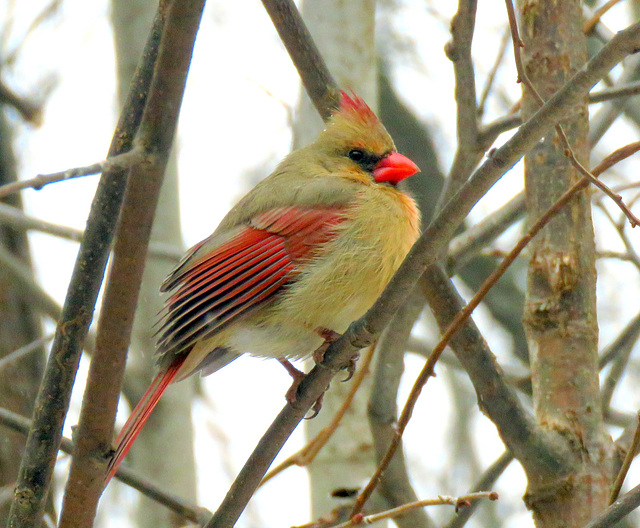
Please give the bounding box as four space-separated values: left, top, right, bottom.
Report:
342 352 360 382
304 392 324 420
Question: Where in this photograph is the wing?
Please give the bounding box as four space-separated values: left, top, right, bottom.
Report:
155 206 346 360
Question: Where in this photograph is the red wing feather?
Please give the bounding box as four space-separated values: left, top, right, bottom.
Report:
155 207 345 359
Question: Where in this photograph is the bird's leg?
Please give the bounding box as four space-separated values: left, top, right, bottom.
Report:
278 358 305 402
313 327 359 381
278 358 325 420
312 327 342 364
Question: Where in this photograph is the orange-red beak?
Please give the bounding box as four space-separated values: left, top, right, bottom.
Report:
372 152 420 185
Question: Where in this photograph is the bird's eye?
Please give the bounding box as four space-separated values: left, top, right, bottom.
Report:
348 149 365 162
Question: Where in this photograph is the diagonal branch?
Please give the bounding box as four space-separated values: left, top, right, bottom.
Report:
0 150 141 200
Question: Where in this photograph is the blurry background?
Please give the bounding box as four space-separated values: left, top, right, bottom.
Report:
1 1 640 527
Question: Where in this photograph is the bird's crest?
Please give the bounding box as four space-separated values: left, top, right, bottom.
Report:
337 90 379 127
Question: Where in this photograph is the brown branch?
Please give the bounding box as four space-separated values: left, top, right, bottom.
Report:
0 202 182 261
441 0 480 204
0 150 141 200
206 18 640 528
610 412 640 504
5 5 163 527
59 3 205 527
328 492 498 528
0 407 210 525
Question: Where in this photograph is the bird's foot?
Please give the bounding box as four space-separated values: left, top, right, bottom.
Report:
312 327 342 364
313 327 359 381
343 351 360 382
279 358 305 402
278 358 324 419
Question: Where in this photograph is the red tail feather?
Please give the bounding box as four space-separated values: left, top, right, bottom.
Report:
105 358 184 484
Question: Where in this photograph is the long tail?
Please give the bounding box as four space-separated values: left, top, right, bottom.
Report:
105 358 184 484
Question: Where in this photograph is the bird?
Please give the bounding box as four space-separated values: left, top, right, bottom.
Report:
105 91 421 483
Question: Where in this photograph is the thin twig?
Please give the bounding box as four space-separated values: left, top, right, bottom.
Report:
0 407 210 526
610 412 640 504
0 149 141 200
0 202 183 261
325 492 498 528
259 344 376 486
479 79 640 149
350 141 640 517
599 310 640 370
477 29 511 119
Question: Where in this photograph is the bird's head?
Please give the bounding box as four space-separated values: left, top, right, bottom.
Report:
313 91 420 186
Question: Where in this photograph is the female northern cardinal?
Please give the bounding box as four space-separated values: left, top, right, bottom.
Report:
105 92 420 482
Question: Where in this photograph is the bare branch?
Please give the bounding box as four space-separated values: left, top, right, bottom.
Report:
368 290 431 528
0 335 54 372
0 150 141 200
0 202 183 261
329 492 498 528
441 0 480 203
259 344 376 486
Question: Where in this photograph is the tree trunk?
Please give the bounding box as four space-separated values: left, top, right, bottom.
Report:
518 1 613 525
